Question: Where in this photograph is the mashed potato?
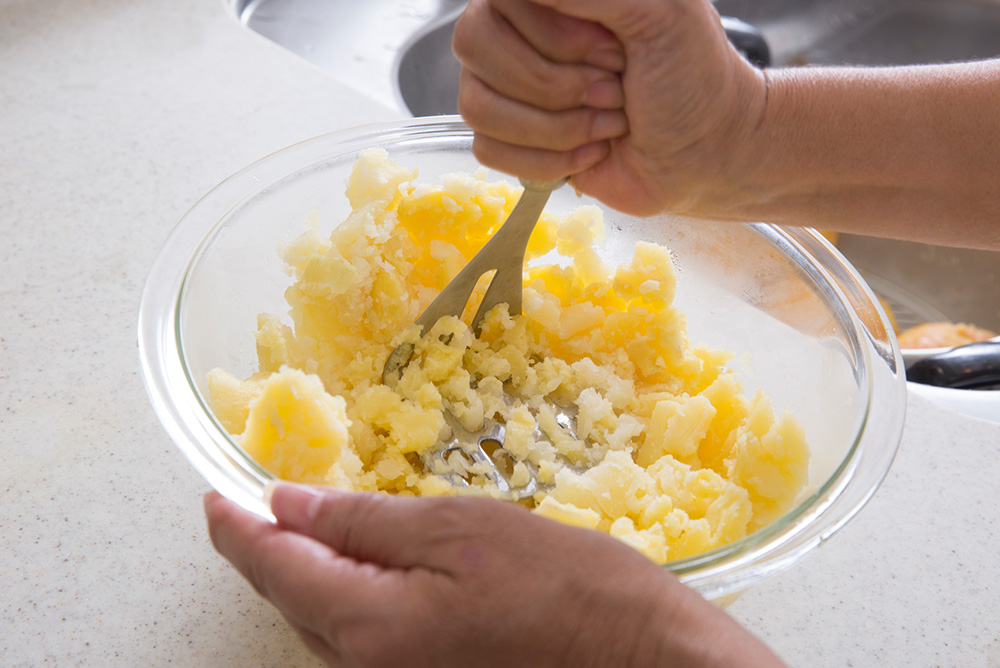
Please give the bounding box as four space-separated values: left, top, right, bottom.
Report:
207 149 810 564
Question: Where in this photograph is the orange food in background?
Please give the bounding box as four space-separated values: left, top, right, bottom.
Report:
897 322 997 349
818 230 839 245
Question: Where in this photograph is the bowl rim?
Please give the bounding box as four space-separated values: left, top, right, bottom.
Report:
138 116 907 600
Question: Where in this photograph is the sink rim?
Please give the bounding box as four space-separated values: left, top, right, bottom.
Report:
391 4 464 116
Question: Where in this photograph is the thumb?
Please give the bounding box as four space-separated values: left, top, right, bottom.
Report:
268 482 497 572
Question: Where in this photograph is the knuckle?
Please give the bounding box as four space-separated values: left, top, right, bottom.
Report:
451 21 474 63
333 492 385 554
453 0 493 64
529 110 591 152
470 136 502 170
582 108 612 142
456 70 483 109
568 143 608 175
425 496 475 528
454 85 477 121
243 532 283 601
522 68 577 111
548 29 588 61
457 91 491 129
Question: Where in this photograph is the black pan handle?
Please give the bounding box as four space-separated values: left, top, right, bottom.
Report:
721 16 771 68
906 341 1000 390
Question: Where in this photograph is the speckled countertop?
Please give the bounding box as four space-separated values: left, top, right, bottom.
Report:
2 0 998 665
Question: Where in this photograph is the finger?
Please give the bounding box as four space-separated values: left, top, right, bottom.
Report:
454 1 623 110
471 132 610 182
204 491 401 636
488 0 625 70
269 483 546 576
204 490 276 578
458 68 628 151
269 483 448 570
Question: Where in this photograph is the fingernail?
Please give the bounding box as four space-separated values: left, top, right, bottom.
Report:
269 482 324 532
588 45 626 72
584 77 624 109
592 110 629 140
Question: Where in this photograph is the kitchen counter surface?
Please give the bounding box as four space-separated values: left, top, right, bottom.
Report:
2 0 997 665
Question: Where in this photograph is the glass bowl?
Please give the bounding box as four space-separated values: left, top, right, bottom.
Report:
138 117 906 602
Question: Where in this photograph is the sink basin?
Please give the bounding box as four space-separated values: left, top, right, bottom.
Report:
395 8 463 116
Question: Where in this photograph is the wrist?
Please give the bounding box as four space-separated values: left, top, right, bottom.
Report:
695 61 1000 248
626 577 788 668
670 60 771 222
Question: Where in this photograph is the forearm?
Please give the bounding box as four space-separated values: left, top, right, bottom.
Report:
705 60 1000 249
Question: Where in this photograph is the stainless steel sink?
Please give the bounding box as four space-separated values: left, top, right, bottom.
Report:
231 0 467 111
836 235 999 335
713 0 1000 66
231 0 1000 339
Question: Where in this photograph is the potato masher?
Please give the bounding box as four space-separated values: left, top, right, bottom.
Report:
382 177 567 498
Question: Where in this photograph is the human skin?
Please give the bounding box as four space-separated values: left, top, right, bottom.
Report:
205 484 788 667
453 0 1000 250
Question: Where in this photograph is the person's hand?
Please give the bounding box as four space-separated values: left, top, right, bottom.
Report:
453 0 766 217
205 484 786 667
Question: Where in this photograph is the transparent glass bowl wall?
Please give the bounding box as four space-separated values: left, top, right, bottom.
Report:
139 117 907 602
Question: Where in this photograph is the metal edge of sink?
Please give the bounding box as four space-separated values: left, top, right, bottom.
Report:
392 4 465 116
230 0 468 111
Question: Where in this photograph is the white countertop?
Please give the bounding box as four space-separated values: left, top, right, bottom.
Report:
2 0 998 665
